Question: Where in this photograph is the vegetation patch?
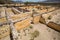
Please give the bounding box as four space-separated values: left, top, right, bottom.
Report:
30 30 40 40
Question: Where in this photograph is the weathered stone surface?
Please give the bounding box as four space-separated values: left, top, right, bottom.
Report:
0 35 11 40
14 18 31 30
0 25 10 39
47 22 60 31
33 15 40 24
0 17 7 23
39 16 46 24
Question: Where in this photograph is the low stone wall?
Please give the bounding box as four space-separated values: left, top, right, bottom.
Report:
12 8 21 14
0 7 6 17
0 35 11 40
33 16 40 24
10 17 32 40
6 8 14 17
39 15 46 24
0 24 11 40
0 17 7 24
47 22 60 31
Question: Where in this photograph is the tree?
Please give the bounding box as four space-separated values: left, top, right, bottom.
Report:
0 0 5 3
24 1 29 5
0 0 12 4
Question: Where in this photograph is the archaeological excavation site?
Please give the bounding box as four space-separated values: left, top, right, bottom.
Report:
0 0 60 40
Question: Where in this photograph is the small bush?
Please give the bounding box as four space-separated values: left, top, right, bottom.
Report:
29 25 33 29
30 30 40 40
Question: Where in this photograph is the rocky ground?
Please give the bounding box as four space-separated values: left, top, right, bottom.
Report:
0 5 60 40
16 23 60 40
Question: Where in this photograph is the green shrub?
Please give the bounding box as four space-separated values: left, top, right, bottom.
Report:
30 30 40 40
29 25 33 29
